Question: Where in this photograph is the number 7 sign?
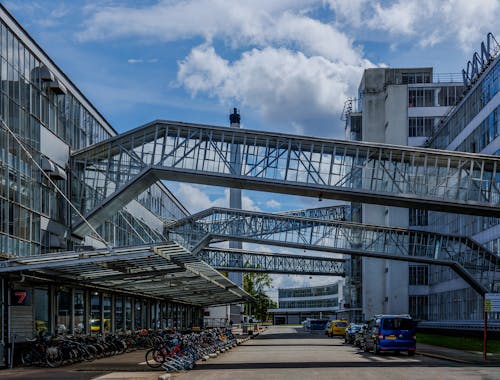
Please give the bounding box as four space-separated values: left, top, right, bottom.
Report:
11 289 31 306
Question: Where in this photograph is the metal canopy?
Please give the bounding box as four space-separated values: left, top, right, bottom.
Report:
0 243 252 306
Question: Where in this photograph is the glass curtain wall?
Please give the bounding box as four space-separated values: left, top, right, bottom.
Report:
0 19 112 257
115 297 124 331
103 294 111 332
33 288 48 335
125 297 132 330
56 288 71 333
74 290 85 333
90 292 101 334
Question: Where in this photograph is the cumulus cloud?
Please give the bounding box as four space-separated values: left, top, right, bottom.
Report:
176 183 260 213
78 1 319 44
326 0 368 28
266 199 281 209
178 44 369 136
78 1 373 137
366 0 500 50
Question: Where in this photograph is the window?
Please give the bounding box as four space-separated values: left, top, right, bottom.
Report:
382 318 413 329
125 297 132 330
34 288 49 335
409 208 428 226
409 265 429 285
409 296 428 320
401 72 431 84
115 297 124 331
56 288 71 333
134 300 144 329
74 290 85 333
90 292 101 334
103 294 111 332
408 89 434 107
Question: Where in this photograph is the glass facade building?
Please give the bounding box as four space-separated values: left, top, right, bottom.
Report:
268 282 343 325
0 5 208 364
350 37 500 323
420 41 500 322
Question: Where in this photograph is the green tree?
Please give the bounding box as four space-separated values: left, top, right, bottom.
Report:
243 272 275 322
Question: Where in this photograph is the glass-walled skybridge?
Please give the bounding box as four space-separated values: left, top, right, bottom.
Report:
72 121 500 236
167 208 500 295
199 247 344 276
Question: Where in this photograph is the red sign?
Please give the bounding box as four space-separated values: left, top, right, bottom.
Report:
12 289 31 306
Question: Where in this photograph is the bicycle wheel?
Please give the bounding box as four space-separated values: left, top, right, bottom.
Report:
20 350 33 366
46 347 63 368
145 348 164 368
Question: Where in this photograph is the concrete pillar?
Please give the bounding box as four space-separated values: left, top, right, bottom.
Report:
229 108 244 323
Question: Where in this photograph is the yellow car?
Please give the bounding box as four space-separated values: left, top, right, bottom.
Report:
328 320 348 337
90 318 111 332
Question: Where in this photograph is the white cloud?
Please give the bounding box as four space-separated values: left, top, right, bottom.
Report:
266 199 281 209
178 45 370 137
78 1 319 44
127 58 159 64
78 1 372 137
366 0 500 50
326 0 368 28
176 183 260 213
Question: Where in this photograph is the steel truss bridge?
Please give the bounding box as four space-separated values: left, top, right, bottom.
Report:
71 120 500 236
168 208 500 295
198 247 344 276
66 121 500 296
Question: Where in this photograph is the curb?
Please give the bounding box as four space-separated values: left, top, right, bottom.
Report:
417 351 473 364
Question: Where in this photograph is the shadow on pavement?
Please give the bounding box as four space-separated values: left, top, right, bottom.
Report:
194 361 448 370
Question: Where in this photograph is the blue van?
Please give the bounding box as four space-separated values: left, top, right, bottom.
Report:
363 315 416 355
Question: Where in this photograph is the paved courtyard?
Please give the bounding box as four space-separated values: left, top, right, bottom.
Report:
2 326 500 379
175 326 500 380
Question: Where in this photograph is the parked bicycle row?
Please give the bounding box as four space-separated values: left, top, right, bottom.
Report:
145 328 237 372
19 327 233 368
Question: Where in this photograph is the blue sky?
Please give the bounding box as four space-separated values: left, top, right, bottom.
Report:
7 0 500 297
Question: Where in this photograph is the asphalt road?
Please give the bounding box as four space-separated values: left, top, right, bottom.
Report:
175 326 500 380
2 326 500 380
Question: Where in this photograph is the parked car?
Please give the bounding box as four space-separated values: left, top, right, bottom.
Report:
362 315 416 355
327 319 348 337
302 319 311 329
354 324 367 347
309 319 329 330
324 321 332 335
344 323 362 344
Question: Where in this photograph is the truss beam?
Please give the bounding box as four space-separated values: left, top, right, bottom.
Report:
168 208 500 295
71 121 500 236
199 247 345 276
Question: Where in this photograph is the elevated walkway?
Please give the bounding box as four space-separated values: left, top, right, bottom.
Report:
199 247 344 276
167 207 500 295
71 121 500 236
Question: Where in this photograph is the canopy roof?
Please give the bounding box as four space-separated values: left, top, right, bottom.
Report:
0 243 252 306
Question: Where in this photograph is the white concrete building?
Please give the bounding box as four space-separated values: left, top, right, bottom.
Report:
345 67 463 321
